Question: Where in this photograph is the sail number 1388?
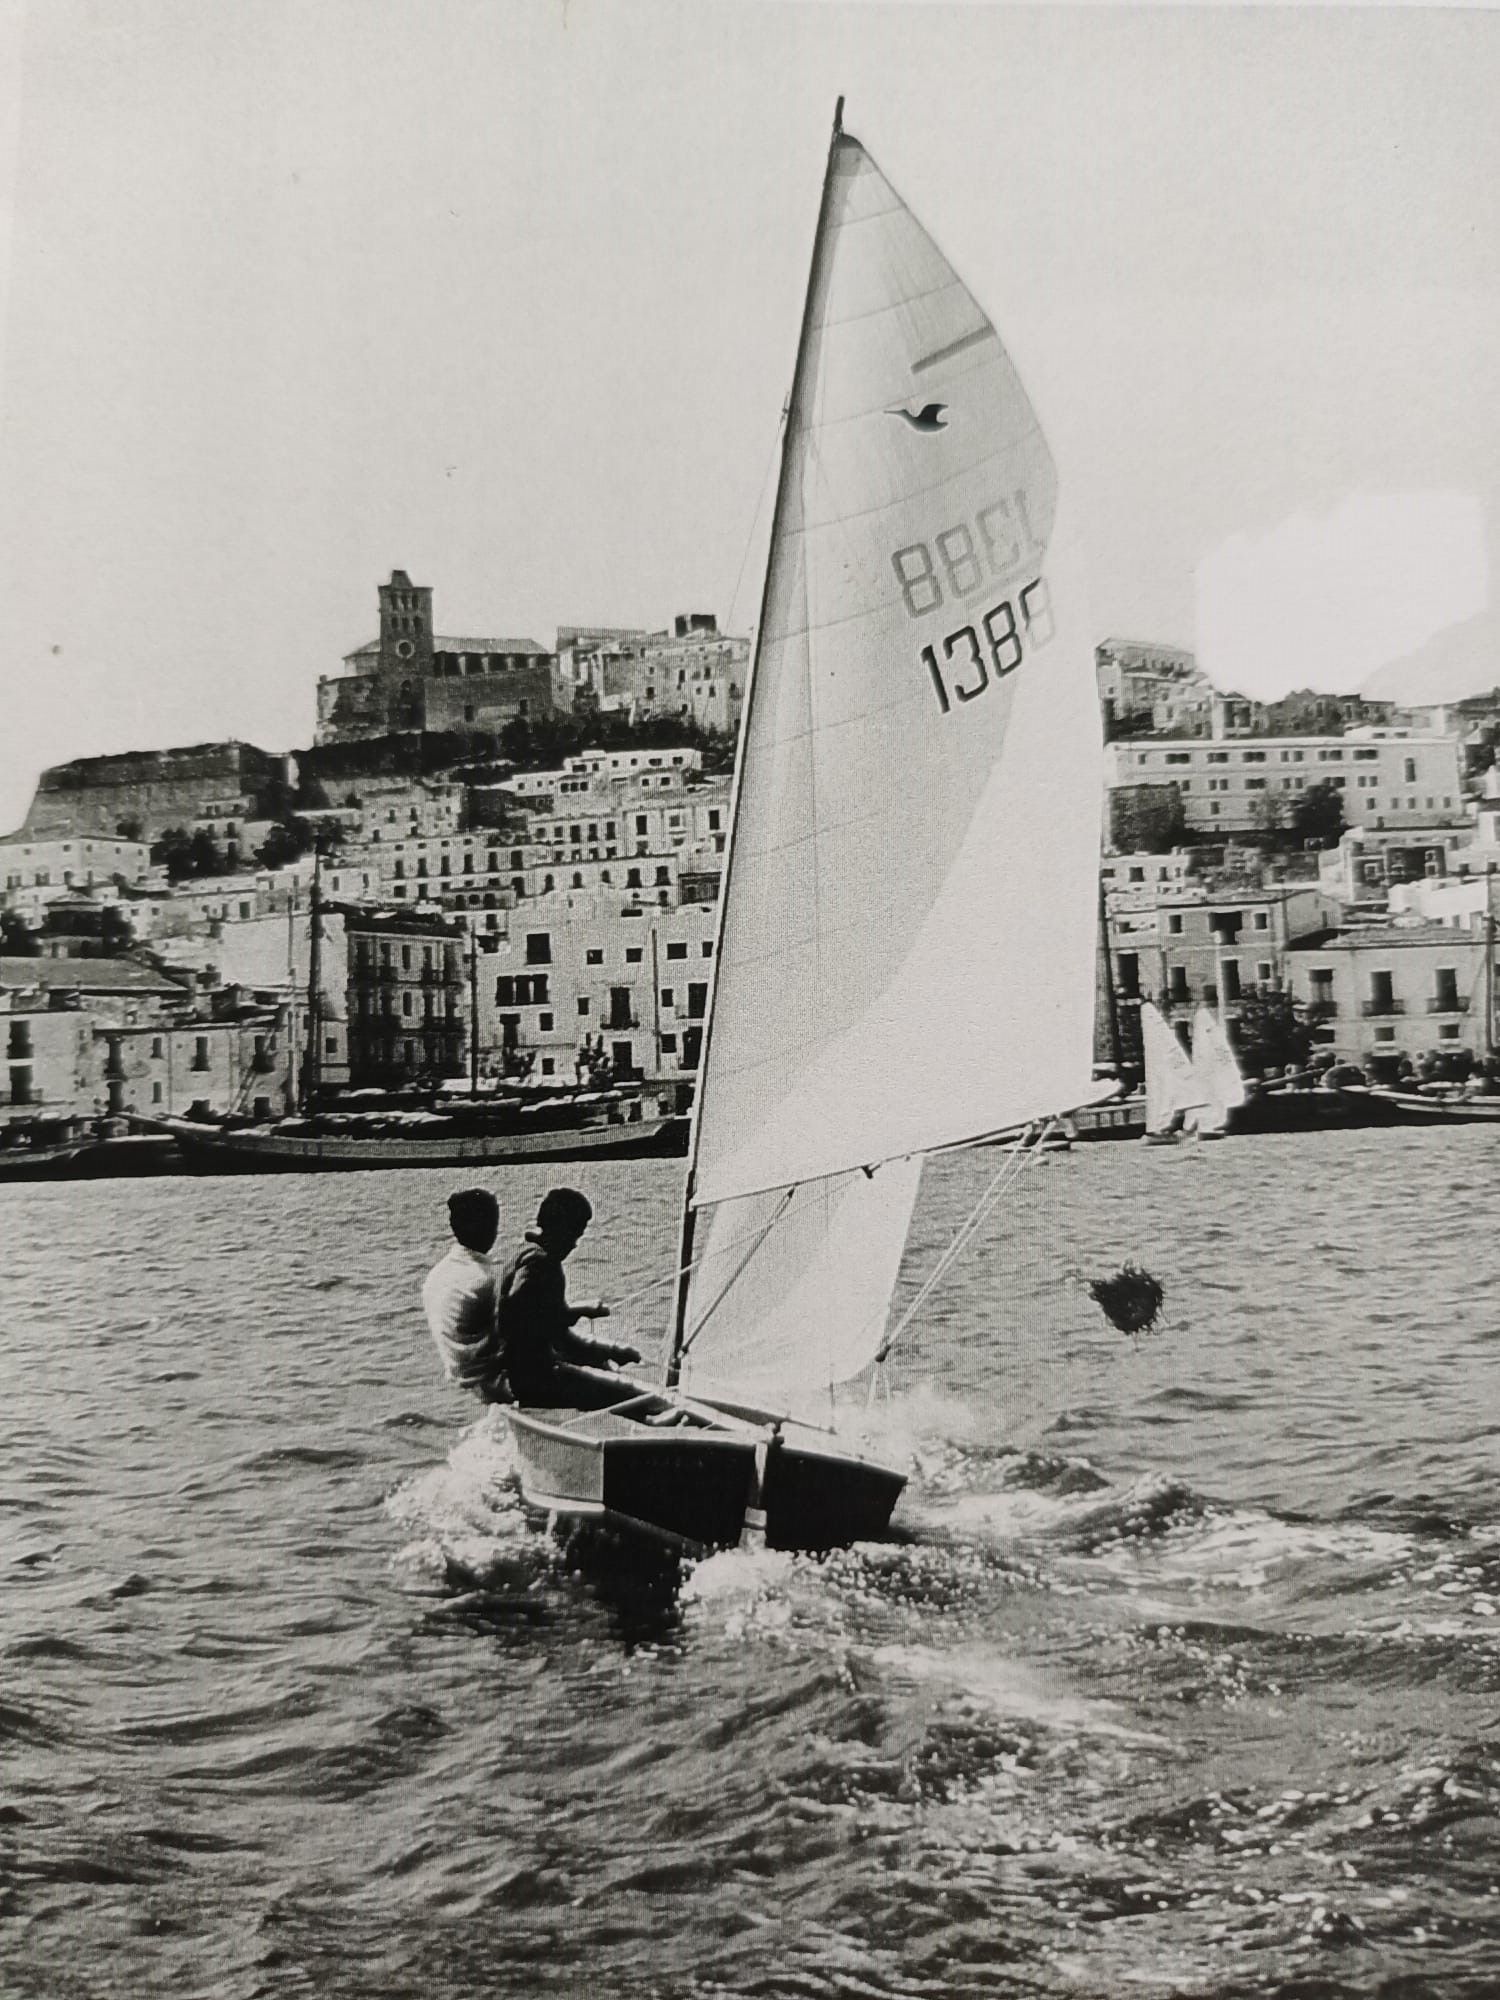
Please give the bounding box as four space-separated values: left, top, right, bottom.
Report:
919 578 1054 715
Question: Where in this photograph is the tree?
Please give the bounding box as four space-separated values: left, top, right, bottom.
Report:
1231 986 1324 1077
115 814 145 842
1250 790 1288 838
152 826 227 882
255 817 316 869
0 908 40 955
1290 779 1345 850
1109 783 1186 855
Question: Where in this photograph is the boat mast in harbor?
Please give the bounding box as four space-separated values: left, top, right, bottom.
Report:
302 849 323 1117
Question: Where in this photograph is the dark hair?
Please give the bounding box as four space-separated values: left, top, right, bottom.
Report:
447 1187 499 1251
536 1187 591 1239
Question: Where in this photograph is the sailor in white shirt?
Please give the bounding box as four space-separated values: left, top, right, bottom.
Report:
421 1188 508 1401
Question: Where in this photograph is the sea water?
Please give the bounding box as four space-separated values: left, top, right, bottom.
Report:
2 1129 1497 1998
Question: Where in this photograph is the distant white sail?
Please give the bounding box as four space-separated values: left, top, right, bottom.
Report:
1141 999 1202 1137
676 122 1103 1401
1189 1005 1247 1136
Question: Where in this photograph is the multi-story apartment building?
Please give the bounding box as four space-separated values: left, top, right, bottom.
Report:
353 779 465 844
1 987 97 1126
474 900 718 1084
1103 884 1337 1025
1106 730 1465 843
562 616 748 736
335 771 731 925
1285 923 1495 1068
0 834 155 899
344 910 466 1086
98 1013 293 1122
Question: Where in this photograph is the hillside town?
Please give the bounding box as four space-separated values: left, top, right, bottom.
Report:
2 575 1499 1162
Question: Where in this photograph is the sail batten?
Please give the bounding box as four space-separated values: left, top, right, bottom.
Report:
676 120 1103 1393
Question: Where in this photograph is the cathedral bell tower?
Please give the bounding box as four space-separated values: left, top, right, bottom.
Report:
378 570 434 731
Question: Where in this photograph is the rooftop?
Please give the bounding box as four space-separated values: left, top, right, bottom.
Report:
0 954 190 995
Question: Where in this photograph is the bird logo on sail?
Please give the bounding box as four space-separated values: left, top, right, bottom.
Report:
887 402 948 432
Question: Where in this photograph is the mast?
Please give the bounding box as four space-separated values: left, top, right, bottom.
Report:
285 881 299 1114
304 847 323 1116
468 927 480 1096
1486 862 1496 1065
666 96 847 1390
1097 873 1123 1079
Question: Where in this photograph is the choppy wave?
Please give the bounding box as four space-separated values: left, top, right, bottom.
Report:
2 1137 1498 1996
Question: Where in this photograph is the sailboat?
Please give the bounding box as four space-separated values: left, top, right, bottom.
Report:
1139 999 1201 1144
148 858 685 1172
1185 1003 1246 1139
506 104 1107 1552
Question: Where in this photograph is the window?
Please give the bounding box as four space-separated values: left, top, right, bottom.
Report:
585 948 604 965
665 941 687 961
495 977 514 1006
1165 752 1190 766
151 1036 163 1059
526 933 551 965
1167 913 1183 935
702 941 713 957
1257 961 1272 983
1242 750 1266 764
1404 758 1417 784
625 947 643 964
577 997 590 1016
655 866 670 885
1373 1025 1395 1043
661 1033 677 1054
152 1081 163 1104
1207 751 1228 765
539 1013 553 1032
1245 777 1267 791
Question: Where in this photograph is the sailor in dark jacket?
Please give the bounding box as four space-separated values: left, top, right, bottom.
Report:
497 1187 642 1407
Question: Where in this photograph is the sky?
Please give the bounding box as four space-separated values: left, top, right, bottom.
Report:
2 1 1499 832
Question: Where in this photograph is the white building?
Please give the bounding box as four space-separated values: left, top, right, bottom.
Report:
1106 731 1465 839
0 833 155 898
474 899 718 1083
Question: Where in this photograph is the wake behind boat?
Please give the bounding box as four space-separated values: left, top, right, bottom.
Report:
508 103 1109 1554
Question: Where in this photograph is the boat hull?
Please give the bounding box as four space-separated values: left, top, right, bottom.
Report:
0 1139 93 1181
507 1377 907 1553
1329 1085 1500 1126
138 1113 687 1173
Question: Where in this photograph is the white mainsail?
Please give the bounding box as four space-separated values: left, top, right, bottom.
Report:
675 116 1104 1406
1141 999 1202 1137
1189 1004 1247 1136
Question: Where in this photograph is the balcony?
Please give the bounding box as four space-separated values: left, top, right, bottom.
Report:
1426 995 1469 1014
1360 999 1405 1017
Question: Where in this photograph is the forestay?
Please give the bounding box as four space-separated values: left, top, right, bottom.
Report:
677 122 1104 1405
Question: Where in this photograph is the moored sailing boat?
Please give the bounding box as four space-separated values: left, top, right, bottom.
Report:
1186 1003 1247 1139
506 104 1109 1551
1140 999 1201 1144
